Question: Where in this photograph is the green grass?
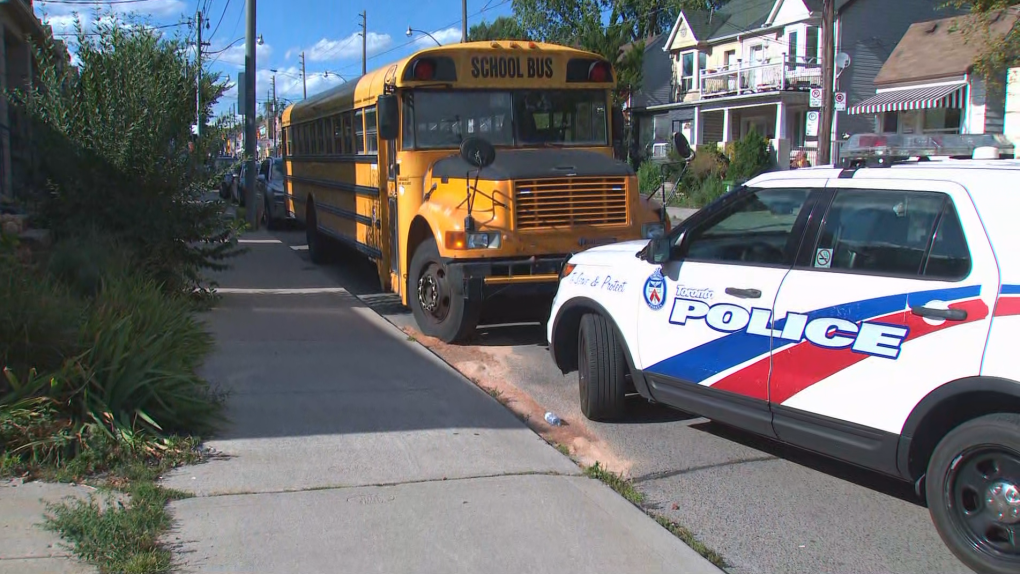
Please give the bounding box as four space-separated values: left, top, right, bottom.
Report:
654 516 728 568
583 460 727 568
584 461 645 505
35 437 204 574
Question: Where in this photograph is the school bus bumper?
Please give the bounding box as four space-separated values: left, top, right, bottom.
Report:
444 254 568 299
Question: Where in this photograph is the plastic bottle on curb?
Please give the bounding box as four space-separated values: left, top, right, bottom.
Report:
544 412 562 426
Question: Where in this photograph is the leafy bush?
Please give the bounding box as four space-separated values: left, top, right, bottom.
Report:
11 13 244 297
727 128 773 183
1 233 223 468
638 161 664 195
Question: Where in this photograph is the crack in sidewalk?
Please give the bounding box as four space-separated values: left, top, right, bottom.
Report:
174 469 578 499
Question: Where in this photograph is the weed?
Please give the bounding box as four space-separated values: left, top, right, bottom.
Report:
406 335 416 342
486 387 507 404
556 444 571 456
584 461 644 505
654 515 727 568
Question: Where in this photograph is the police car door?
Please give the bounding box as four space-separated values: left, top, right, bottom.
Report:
637 180 826 437
768 179 998 474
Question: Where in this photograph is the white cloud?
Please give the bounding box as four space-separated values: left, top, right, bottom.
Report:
212 42 273 68
284 48 297 60
411 27 462 48
306 31 391 62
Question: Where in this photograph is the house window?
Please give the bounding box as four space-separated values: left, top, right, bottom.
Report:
681 52 695 92
923 108 963 134
806 26 819 62
789 31 800 62
725 50 737 69
882 112 899 133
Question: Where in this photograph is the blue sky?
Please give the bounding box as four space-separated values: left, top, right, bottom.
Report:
33 0 515 117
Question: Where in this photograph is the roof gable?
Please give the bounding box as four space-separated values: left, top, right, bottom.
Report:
874 11 1019 86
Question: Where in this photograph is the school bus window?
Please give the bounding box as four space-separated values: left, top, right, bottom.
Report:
401 93 415 150
365 105 378 154
354 108 366 154
318 120 326 154
338 115 350 154
514 89 607 146
410 91 513 149
342 112 353 154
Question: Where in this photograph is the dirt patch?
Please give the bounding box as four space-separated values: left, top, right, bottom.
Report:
403 327 632 477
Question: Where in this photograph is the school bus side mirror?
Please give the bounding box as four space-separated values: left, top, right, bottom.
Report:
377 94 399 141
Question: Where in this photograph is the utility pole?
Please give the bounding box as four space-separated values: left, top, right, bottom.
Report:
300 51 307 99
272 74 278 155
195 10 203 136
359 11 367 75
462 0 467 43
244 0 258 229
818 0 835 166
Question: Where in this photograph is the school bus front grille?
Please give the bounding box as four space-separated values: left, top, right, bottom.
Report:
513 177 628 229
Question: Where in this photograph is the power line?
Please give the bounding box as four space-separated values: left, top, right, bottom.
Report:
343 0 510 71
207 0 231 43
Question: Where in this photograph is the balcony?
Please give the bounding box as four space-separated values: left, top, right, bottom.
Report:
698 58 822 100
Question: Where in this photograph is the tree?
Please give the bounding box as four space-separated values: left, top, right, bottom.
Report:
947 1 1020 82
577 22 644 105
511 0 606 45
468 16 531 41
10 12 242 295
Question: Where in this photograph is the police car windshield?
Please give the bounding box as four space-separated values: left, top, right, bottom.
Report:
403 89 608 150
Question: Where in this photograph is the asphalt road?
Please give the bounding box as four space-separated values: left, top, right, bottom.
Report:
260 223 972 574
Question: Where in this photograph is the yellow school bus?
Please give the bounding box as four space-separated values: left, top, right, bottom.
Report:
280 40 666 343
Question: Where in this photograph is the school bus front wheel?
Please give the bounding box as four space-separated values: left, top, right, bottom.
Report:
408 237 481 344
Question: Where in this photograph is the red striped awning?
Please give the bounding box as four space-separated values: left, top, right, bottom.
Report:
847 83 967 115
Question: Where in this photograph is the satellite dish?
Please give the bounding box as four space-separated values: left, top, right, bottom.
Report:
835 52 851 69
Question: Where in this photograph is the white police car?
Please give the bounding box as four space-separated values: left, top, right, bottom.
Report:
546 133 1020 574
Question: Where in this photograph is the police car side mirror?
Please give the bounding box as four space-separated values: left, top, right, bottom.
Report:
642 236 672 265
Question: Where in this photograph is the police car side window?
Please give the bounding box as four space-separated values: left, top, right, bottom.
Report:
812 189 965 279
922 201 972 280
679 187 810 266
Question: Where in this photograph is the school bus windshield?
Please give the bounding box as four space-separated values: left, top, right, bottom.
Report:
401 89 608 150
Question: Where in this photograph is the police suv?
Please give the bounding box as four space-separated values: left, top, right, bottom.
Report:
546 133 1020 574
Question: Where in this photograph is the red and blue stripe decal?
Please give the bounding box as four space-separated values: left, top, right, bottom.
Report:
645 285 988 403
994 284 1020 317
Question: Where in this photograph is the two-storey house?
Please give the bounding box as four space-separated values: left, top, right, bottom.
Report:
643 0 960 165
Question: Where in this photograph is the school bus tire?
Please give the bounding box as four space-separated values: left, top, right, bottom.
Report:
306 200 326 265
409 237 480 344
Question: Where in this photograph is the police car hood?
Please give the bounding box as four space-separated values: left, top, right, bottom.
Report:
571 239 649 265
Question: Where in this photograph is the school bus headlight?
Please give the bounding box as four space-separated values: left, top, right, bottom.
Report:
445 231 502 250
642 222 665 239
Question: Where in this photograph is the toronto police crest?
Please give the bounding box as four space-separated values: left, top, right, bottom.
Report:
643 268 666 311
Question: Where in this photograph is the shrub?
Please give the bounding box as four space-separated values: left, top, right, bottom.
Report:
1 233 223 468
11 13 244 297
727 128 773 183
638 160 664 195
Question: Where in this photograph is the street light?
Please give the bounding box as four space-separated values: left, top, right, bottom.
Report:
406 26 441 47
322 70 348 82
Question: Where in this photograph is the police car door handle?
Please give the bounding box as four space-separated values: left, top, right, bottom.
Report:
911 306 968 321
725 287 762 299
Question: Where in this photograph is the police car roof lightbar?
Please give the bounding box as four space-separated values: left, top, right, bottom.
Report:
840 133 1015 168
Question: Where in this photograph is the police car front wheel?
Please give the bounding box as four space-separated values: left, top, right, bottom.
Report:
926 413 1020 574
578 313 627 421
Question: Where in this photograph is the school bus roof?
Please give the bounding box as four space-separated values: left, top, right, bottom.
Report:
283 41 614 126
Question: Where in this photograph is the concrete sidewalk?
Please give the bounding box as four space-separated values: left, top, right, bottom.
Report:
162 231 723 574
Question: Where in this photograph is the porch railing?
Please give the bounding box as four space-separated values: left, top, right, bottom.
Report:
699 57 822 99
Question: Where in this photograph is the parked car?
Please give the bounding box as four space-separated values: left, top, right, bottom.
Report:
546 132 1020 574
256 157 292 230
232 162 248 207
214 156 235 200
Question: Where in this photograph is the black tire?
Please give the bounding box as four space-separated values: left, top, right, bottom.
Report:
306 201 326 264
408 237 480 344
578 313 627 421
926 413 1020 574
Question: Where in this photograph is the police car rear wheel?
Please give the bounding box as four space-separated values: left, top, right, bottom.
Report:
578 313 627 421
926 413 1020 574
